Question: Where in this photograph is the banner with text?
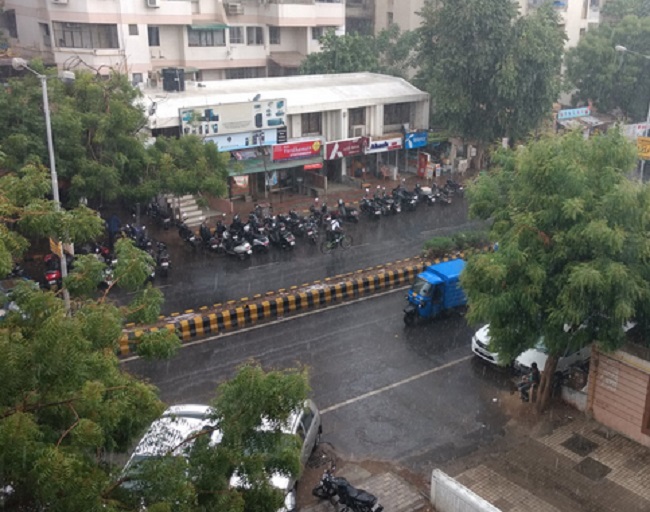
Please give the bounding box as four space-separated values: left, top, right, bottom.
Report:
364 136 403 154
404 131 428 149
324 137 368 160
638 136 650 160
272 139 322 162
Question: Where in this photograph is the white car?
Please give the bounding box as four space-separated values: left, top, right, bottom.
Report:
122 404 220 488
514 340 591 375
471 324 592 374
230 399 322 512
471 324 510 366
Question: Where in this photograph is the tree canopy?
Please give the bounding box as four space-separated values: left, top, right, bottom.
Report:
415 0 565 152
0 66 228 207
565 14 650 121
299 25 417 79
601 0 650 22
462 129 648 410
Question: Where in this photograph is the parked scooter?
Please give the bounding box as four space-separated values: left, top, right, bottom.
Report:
414 183 436 206
445 178 464 197
312 465 384 512
360 190 382 220
217 230 253 260
269 219 296 250
243 224 270 253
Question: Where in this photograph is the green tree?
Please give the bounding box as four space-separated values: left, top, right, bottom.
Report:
565 15 650 121
462 130 647 411
299 26 417 79
0 68 228 208
601 0 650 22
110 362 310 512
416 0 565 161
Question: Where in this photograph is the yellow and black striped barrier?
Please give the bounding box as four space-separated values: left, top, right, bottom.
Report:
119 252 476 357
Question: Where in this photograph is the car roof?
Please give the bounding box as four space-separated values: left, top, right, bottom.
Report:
131 405 218 458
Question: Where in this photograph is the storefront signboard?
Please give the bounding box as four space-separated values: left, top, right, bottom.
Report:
557 107 590 120
364 136 403 154
324 137 368 160
180 98 287 137
272 139 322 162
205 128 278 152
638 136 650 160
304 163 323 170
404 131 428 149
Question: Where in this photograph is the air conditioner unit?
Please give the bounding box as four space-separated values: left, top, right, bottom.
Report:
52 0 69 5
352 125 366 137
226 2 244 15
146 0 161 8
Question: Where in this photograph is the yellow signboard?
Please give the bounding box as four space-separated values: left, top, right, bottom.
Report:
49 238 62 258
638 136 650 160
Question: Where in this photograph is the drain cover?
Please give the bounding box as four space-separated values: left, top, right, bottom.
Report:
562 433 599 457
574 457 611 481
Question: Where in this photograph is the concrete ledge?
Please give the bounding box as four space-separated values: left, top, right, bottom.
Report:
431 469 500 512
119 249 483 357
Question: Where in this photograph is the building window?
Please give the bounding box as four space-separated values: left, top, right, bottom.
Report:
246 26 264 45
312 27 325 41
148 26 160 47
229 26 243 44
39 23 51 47
225 67 265 79
52 22 119 49
129 24 139 36
387 12 394 25
383 102 410 126
3 9 17 38
132 73 143 85
269 26 280 45
301 112 322 135
349 107 365 127
188 28 226 47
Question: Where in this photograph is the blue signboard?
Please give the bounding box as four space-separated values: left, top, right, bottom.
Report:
557 107 591 120
404 131 428 149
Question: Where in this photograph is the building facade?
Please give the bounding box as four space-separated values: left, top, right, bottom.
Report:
140 72 429 204
2 0 345 84
365 0 604 50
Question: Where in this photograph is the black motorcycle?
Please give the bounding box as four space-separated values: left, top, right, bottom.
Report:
178 222 201 250
155 242 171 278
337 200 360 223
312 465 384 512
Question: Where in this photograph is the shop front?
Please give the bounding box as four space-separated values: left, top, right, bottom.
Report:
363 134 403 180
324 137 368 181
226 138 324 203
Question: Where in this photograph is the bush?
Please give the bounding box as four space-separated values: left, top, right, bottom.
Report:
452 230 490 251
422 237 455 259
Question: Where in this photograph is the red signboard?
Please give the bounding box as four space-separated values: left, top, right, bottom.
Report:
324 137 368 160
303 163 323 170
272 139 322 162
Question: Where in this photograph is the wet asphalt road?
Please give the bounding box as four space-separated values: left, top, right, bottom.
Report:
123 289 513 475
143 198 483 314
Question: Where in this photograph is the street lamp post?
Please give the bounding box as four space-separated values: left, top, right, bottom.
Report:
12 58 74 313
614 45 650 183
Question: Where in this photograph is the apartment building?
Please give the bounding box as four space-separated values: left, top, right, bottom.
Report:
2 0 345 84
355 0 604 50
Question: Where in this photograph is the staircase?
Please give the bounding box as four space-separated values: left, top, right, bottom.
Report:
166 195 206 228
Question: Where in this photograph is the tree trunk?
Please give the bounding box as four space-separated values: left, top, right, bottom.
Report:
536 354 560 412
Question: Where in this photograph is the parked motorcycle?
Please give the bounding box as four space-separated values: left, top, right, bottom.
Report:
217 231 253 260
178 222 201 250
146 199 172 230
414 183 436 206
445 178 464 197
243 224 270 253
392 186 418 212
155 242 171 278
337 199 360 223
269 219 296 250
360 193 382 220
312 465 384 512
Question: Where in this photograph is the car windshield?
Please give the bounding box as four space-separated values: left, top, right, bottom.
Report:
411 278 432 296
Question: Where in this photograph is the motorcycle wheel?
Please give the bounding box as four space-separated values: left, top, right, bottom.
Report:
312 486 336 499
320 241 333 255
340 235 352 250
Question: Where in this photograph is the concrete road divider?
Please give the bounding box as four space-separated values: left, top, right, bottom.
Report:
119 251 482 357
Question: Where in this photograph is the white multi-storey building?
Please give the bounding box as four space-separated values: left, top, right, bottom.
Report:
357 0 604 50
2 0 345 84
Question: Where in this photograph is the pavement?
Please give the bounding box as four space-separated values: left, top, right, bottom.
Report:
297 400 650 512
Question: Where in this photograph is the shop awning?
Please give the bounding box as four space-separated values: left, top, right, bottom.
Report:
228 156 323 176
269 52 305 69
190 23 228 30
